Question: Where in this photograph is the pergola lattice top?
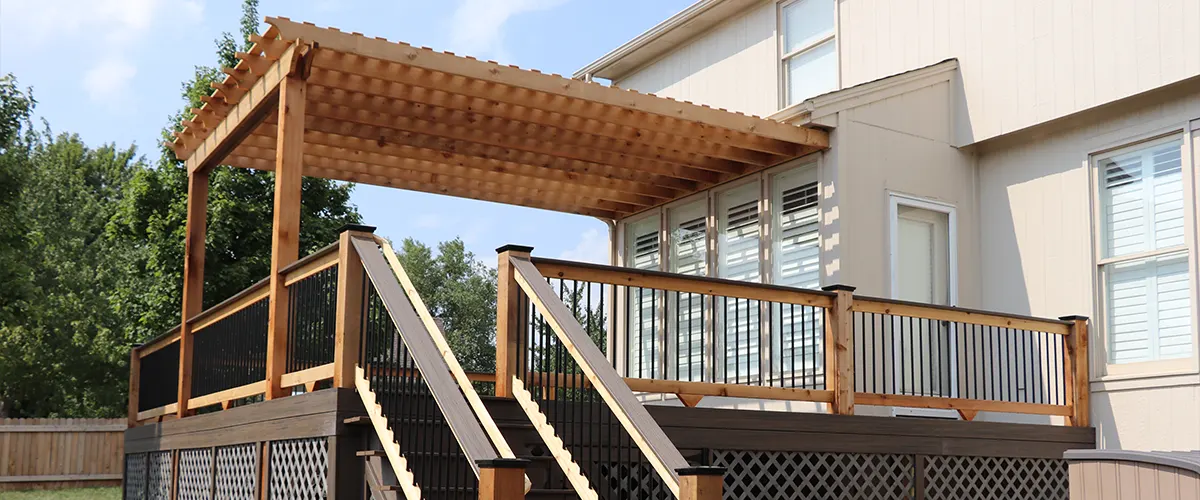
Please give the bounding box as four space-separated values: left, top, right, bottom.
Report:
171 17 830 219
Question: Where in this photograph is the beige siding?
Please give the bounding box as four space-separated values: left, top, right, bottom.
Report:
615 1 780 118
1071 460 1200 499
977 80 1200 442
839 0 1200 143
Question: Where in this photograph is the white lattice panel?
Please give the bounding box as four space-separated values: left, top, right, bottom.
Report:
147 451 172 500
125 453 148 500
269 438 328 499
178 448 214 500
216 443 259 500
924 456 1068 500
713 450 915 500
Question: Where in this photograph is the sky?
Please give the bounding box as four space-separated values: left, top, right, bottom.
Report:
0 0 696 265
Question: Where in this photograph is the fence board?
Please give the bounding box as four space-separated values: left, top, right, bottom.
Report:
0 418 124 491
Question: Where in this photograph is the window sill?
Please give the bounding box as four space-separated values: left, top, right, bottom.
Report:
1090 366 1200 393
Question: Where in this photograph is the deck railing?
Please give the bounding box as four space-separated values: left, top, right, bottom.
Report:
496 247 1090 426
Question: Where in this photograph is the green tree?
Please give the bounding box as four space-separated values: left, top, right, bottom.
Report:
0 75 35 327
394 238 498 372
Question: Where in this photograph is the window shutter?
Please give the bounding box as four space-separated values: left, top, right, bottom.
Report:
775 180 820 289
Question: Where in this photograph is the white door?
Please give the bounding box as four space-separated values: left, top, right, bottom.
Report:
890 195 958 401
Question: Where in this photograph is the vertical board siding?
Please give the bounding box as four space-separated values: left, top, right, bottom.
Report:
616 1 780 118
1071 460 1200 499
0 419 124 491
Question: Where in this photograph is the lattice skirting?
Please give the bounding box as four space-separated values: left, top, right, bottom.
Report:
711 450 1068 500
147 451 173 499
713 450 915 500
269 437 329 499
125 453 148 500
924 455 1068 500
216 443 260 500
177 448 214 500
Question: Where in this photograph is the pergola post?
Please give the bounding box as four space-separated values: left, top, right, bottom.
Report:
177 170 209 418
265 73 307 399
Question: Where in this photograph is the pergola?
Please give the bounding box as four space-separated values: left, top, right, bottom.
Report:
169 17 830 412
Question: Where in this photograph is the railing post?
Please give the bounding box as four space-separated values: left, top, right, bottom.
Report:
1060 315 1090 427
128 345 141 427
496 245 533 398
677 466 725 500
334 225 375 389
822 284 855 415
476 458 529 500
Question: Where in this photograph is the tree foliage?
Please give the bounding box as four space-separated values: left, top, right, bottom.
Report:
0 0 361 418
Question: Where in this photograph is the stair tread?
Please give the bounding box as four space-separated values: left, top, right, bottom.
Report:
343 416 371 425
356 449 386 457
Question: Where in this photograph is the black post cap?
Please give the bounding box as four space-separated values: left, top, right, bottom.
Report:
496 244 534 254
821 284 857 293
1058 315 1090 322
337 223 377 234
475 458 531 469
676 466 726 476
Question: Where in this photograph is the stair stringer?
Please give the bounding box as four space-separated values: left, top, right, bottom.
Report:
355 366 423 500
510 377 600 500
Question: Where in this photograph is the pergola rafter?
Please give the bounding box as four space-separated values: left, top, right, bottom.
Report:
172 16 829 220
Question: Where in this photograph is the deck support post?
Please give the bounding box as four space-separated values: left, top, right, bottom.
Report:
177 170 209 418
495 245 534 398
265 72 307 400
1060 315 1090 427
333 225 375 389
822 284 855 415
128 346 141 427
477 459 529 500
677 467 725 500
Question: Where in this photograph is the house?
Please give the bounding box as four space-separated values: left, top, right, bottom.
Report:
578 0 1200 452
120 12 1123 500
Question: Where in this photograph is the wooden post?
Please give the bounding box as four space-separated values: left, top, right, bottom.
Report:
495 245 533 398
676 466 725 500
128 345 141 427
476 458 529 500
333 224 375 389
822 284 855 415
1060 315 1090 427
265 73 307 400
177 170 209 418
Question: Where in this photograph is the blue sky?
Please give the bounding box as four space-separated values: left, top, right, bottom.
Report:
0 0 694 264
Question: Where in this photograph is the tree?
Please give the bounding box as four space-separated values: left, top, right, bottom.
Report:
0 75 35 327
394 238 498 372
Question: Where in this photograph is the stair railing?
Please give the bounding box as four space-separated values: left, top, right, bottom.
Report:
371 234 532 492
505 251 692 498
349 234 525 499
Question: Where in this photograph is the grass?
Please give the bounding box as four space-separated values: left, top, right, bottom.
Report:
0 487 120 500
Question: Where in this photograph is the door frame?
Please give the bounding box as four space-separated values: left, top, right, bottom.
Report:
887 192 961 416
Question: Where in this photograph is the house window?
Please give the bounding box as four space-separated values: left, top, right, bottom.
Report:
717 182 763 380
781 0 837 106
624 214 661 378
668 200 708 380
1096 138 1192 365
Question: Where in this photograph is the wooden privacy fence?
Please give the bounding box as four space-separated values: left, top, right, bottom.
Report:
0 418 124 491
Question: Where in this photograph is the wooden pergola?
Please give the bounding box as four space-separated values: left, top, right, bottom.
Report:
169 17 830 415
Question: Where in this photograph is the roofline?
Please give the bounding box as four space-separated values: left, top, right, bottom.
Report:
573 0 732 80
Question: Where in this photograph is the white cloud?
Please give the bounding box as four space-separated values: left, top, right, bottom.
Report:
0 0 204 104
448 0 567 61
83 59 137 102
558 228 609 264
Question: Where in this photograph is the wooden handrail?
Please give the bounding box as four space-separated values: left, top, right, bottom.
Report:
372 235 531 491
511 254 689 497
532 256 835 308
352 235 498 472
850 296 1072 335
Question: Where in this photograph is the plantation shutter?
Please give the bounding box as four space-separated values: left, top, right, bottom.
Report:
1100 139 1191 364
772 169 820 289
718 183 761 380
668 201 708 380
624 215 661 377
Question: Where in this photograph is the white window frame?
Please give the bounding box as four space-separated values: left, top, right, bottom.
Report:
1090 131 1199 379
887 192 960 418
777 0 840 110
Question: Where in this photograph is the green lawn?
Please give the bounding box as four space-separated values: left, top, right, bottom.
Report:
0 487 120 500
